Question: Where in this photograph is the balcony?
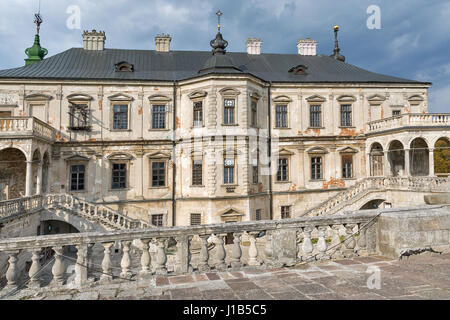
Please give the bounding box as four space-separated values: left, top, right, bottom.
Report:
367 113 450 134
0 116 56 142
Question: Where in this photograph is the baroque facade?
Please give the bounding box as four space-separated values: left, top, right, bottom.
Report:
0 23 449 229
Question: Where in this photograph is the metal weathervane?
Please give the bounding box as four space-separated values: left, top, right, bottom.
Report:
216 10 222 32
34 0 43 35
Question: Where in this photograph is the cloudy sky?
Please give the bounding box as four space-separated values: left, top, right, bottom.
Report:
0 0 448 113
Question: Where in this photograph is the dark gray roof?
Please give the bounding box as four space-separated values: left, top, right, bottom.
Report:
0 48 429 84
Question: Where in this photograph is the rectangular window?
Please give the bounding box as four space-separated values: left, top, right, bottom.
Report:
69 104 89 129
70 165 85 191
190 213 202 226
310 105 322 128
255 209 262 221
152 214 164 227
152 161 166 187
193 101 203 127
275 105 288 128
340 104 352 127
192 160 203 186
252 164 258 184
251 100 257 127
224 99 235 124
311 157 323 180
342 155 353 179
224 158 235 184
281 206 291 219
392 110 401 116
277 158 289 182
113 105 128 130
152 105 166 129
112 163 127 189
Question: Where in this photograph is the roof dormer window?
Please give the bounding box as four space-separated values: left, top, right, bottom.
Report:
288 64 308 75
115 61 134 72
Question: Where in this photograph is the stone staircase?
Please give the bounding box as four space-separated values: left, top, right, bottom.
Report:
0 194 151 231
302 176 450 217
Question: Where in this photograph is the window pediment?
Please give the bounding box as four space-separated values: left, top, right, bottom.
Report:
107 153 134 161
188 91 208 100
306 95 326 103
338 147 359 154
148 94 172 103
337 95 357 102
67 93 93 101
219 207 244 218
306 146 328 154
64 155 90 162
367 94 386 103
273 95 292 103
249 91 261 100
25 93 53 101
219 87 240 96
408 95 424 105
108 93 134 102
219 148 242 156
147 151 171 159
275 148 294 156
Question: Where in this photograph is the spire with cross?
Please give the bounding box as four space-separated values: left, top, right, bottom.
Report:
216 10 222 32
209 10 228 55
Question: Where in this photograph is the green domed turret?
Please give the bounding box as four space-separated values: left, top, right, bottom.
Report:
25 13 48 66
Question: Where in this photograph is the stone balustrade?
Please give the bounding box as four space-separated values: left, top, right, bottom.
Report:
0 117 56 142
0 194 149 230
0 211 378 291
367 113 450 133
303 176 450 217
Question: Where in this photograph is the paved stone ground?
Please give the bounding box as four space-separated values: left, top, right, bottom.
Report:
3 253 450 300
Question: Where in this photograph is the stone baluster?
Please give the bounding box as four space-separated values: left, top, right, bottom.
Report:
74 244 88 286
230 233 243 269
301 227 313 261
4 250 20 290
316 226 329 260
154 238 168 275
120 241 133 279
214 234 227 270
139 239 152 277
100 242 114 282
50 246 66 286
357 222 368 256
175 235 193 274
198 235 211 272
27 249 42 288
247 232 261 266
343 223 357 258
329 225 343 259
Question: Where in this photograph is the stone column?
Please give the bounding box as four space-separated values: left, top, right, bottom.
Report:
405 149 410 177
93 154 104 200
429 148 435 176
135 151 144 199
36 161 43 195
25 160 33 197
383 152 390 177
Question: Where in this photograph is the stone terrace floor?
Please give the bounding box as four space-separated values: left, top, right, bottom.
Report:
3 253 450 300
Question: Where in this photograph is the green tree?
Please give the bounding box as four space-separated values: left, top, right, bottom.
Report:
434 139 450 175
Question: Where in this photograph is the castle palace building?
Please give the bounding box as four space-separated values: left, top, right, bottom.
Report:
0 20 449 230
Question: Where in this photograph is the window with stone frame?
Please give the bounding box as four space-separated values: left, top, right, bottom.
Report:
152 105 167 129
192 159 203 186
311 156 323 180
68 103 89 130
281 206 291 219
152 214 164 227
310 105 322 128
224 157 235 184
275 105 288 128
113 105 129 130
251 100 258 127
151 161 166 187
70 165 85 191
342 154 353 179
190 213 202 226
340 104 352 127
224 98 235 124
255 209 262 221
112 163 127 189
193 101 203 127
392 110 401 117
277 157 289 182
252 164 259 184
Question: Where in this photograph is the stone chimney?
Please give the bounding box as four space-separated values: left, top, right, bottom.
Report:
155 34 171 52
83 30 106 51
297 38 317 56
247 38 262 55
